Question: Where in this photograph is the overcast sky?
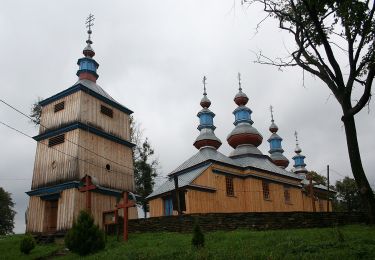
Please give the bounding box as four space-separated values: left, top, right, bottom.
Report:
1 1 374 233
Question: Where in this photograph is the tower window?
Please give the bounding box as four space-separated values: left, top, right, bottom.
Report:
106 164 111 171
284 186 291 203
262 181 270 200
48 134 65 147
225 176 234 196
101 105 113 118
54 101 65 113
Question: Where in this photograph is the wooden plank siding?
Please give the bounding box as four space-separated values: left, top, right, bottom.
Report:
26 188 138 233
38 91 130 141
149 164 332 217
80 92 130 141
39 92 82 134
31 130 79 189
77 129 134 191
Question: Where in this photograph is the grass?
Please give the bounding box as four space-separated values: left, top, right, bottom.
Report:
1 225 375 259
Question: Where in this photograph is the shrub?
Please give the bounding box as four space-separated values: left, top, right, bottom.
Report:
64 210 105 255
191 219 204 248
20 234 36 254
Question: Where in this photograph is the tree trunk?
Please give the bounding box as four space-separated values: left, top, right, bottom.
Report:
342 113 375 224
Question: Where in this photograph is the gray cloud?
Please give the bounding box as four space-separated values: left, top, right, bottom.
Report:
0 1 374 233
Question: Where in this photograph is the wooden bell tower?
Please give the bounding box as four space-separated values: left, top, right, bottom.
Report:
26 15 137 234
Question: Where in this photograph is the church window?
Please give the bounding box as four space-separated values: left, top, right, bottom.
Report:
48 134 65 147
225 176 234 196
284 186 291 203
54 101 65 113
262 181 270 200
101 105 113 118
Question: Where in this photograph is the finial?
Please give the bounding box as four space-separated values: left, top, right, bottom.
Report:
294 131 299 144
203 76 207 96
238 72 242 91
86 14 95 45
270 105 274 122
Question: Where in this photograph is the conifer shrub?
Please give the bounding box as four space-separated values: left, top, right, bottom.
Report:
64 210 105 256
191 219 204 248
20 234 36 254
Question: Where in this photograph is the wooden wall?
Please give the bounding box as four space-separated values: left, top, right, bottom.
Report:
26 188 138 233
80 92 130 141
31 130 79 189
77 129 134 191
39 91 81 134
26 196 45 233
149 164 332 217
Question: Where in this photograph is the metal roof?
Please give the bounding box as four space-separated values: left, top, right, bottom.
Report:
74 79 119 104
170 147 238 175
147 164 211 199
232 156 302 179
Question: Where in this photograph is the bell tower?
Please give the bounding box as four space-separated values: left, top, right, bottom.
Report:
26 15 137 234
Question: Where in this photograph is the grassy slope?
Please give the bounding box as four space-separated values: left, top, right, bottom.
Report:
1 225 375 259
0 234 61 260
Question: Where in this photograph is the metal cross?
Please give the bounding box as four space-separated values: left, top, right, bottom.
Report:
238 72 242 91
294 131 299 144
203 76 207 95
270 105 274 122
85 14 95 43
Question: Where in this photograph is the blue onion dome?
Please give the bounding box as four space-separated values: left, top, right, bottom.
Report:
227 74 263 157
193 77 222 150
292 131 307 175
267 107 289 168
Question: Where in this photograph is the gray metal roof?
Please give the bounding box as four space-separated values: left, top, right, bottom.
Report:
170 147 238 174
232 156 302 179
74 79 120 105
147 164 211 199
229 144 263 157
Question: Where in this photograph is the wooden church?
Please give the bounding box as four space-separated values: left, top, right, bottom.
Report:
147 76 334 217
26 18 137 234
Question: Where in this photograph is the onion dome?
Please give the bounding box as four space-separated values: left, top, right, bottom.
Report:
77 14 99 83
292 131 307 177
227 73 263 157
193 77 222 150
267 106 289 169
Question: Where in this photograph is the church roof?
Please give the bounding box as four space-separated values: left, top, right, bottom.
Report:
231 155 300 179
39 79 133 114
147 164 211 199
170 147 237 175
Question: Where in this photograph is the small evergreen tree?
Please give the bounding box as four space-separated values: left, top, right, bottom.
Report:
64 210 105 256
191 219 204 248
20 234 36 255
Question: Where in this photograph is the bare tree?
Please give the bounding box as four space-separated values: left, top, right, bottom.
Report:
247 0 375 222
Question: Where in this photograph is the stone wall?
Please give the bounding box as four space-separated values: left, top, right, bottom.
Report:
126 212 366 233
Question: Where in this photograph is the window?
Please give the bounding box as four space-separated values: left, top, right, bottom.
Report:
284 186 291 203
106 164 111 171
225 176 234 196
54 101 65 113
48 134 65 147
100 105 113 118
262 181 270 200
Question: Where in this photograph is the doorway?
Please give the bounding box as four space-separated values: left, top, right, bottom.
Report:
44 200 58 233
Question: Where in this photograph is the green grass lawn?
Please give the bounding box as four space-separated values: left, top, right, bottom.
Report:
1 225 375 259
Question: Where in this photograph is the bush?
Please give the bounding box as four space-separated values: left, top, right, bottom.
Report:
65 210 105 256
20 234 36 254
191 219 204 248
